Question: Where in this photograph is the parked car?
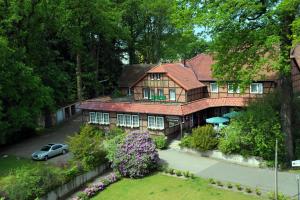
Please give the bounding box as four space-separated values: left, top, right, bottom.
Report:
32 143 69 160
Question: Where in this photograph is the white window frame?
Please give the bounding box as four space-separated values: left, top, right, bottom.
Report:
89 112 96 123
143 88 149 99
102 113 110 125
132 115 139 128
228 83 240 94
250 83 263 94
148 116 164 130
150 74 154 80
125 114 132 127
210 82 219 93
169 89 176 101
148 116 156 129
156 117 164 130
117 114 125 126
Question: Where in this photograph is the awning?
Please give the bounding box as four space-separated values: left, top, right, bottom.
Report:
223 111 240 119
206 117 229 124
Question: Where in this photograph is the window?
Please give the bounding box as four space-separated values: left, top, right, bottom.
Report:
117 114 139 128
148 116 164 130
143 88 149 99
210 82 218 93
157 88 163 97
89 112 96 123
169 89 176 101
156 117 164 130
228 83 240 93
150 73 161 80
132 115 139 127
148 116 156 129
117 114 125 126
125 114 132 127
103 113 109 124
250 83 263 94
150 89 155 99
89 112 109 125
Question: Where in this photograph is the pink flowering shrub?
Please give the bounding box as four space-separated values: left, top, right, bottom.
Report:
113 131 159 178
73 172 120 200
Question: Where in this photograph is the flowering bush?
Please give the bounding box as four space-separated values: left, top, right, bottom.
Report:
73 172 120 200
113 131 160 178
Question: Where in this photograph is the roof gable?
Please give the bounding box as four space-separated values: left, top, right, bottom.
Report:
147 63 205 90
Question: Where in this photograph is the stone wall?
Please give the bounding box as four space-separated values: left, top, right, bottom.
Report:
42 163 109 200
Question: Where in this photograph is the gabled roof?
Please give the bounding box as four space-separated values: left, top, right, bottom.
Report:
142 63 205 90
118 64 155 88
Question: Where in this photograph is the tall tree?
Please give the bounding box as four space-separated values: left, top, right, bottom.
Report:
182 0 300 163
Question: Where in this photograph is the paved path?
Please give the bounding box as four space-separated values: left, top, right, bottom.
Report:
1 115 82 165
159 149 298 197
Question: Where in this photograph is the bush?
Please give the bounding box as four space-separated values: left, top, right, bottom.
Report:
190 173 195 179
67 124 107 170
227 183 233 189
5 166 65 200
190 125 218 151
216 181 223 187
175 170 182 176
153 135 167 149
65 165 80 181
235 184 243 191
179 135 193 148
209 178 216 184
218 93 285 163
168 168 175 175
245 187 252 193
113 131 159 178
106 127 125 139
183 171 190 178
267 192 290 200
255 188 261 196
104 133 126 163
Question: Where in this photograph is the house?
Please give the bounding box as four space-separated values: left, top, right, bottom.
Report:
79 54 277 137
291 44 300 92
118 64 155 96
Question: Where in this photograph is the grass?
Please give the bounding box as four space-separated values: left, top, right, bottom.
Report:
91 173 263 200
0 155 36 178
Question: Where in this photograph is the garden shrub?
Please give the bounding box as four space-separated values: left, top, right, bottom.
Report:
104 133 126 163
179 135 192 148
67 124 107 170
235 184 243 191
216 181 223 187
190 125 218 151
153 135 168 149
65 165 80 181
5 166 65 200
227 183 233 189
267 192 290 200
245 187 252 193
255 188 261 196
183 171 190 178
113 131 159 178
208 178 215 184
218 93 285 163
106 127 125 139
175 170 182 176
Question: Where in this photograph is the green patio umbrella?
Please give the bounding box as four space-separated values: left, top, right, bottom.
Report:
223 111 240 119
205 117 229 124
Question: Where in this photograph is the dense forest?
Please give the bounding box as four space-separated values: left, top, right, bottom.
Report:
0 0 207 145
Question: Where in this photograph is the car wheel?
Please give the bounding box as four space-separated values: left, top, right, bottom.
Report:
44 156 48 161
62 149 67 155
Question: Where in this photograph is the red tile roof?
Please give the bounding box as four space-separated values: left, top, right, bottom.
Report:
186 54 214 81
80 97 249 116
146 63 205 90
186 53 278 81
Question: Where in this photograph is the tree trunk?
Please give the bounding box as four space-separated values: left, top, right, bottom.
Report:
76 52 82 102
95 43 100 97
280 73 294 163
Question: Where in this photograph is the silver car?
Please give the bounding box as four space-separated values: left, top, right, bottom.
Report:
32 143 69 160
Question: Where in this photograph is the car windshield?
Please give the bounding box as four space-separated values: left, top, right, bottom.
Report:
40 146 51 151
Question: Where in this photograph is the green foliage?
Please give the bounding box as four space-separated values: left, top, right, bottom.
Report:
216 181 223 187
235 184 243 191
191 125 218 151
227 183 233 189
175 170 182 176
245 187 252 193
153 135 168 150
179 135 193 148
5 166 64 200
255 188 261 196
267 192 290 200
218 94 284 162
208 178 216 184
104 133 126 163
77 191 89 200
64 165 80 181
67 124 106 170
183 171 190 178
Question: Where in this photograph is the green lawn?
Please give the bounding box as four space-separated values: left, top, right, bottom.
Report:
0 155 36 178
92 174 263 200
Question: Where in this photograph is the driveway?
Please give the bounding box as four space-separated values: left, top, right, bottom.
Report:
159 149 299 197
1 115 82 165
